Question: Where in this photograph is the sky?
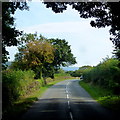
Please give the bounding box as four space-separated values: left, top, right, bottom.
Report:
6 2 114 67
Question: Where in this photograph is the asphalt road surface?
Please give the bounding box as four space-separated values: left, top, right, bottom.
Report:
21 79 119 120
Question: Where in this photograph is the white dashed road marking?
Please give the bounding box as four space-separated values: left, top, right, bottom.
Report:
70 112 73 120
66 81 74 120
67 94 69 99
68 101 70 106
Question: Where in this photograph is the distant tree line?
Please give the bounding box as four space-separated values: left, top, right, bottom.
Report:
69 65 92 77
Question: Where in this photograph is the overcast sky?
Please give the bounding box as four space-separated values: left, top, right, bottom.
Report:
6 2 114 67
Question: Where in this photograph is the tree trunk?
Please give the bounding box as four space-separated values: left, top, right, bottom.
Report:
39 68 42 79
43 77 47 85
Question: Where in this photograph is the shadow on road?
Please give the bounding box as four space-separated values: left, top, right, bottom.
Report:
20 98 119 120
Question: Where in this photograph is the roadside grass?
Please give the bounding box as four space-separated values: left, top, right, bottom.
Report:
79 80 120 112
4 74 76 119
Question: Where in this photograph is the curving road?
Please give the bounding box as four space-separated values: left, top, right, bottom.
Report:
21 79 119 120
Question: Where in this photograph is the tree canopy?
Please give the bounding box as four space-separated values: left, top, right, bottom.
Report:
49 38 77 68
2 2 28 69
2 2 120 69
11 33 76 82
44 2 120 58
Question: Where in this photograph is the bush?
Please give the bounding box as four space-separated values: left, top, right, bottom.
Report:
2 70 40 109
83 58 120 94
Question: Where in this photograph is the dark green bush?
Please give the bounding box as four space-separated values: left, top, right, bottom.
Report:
83 58 120 94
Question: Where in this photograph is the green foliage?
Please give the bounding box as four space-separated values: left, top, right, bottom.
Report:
12 34 76 80
24 40 54 65
11 34 55 80
80 81 113 99
2 71 75 120
70 65 92 77
49 38 77 68
98 96 120 111
79 81 120 112
2 70 40 109
83 58 120 94
2 2 28 68
56 68 65 74
113 49 120 61
54 69 67 77
43 38 77 79
70 70 82 77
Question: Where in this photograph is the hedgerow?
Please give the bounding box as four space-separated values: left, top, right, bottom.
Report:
2 70 40 109
83 58 120 94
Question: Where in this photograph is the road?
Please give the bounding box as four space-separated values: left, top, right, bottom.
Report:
21 79 119 120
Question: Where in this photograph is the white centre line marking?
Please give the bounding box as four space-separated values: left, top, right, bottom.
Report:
67 94 69 99
66 82 70 99
67 82 69 86
70 112 73 120
68 101 70 105
66 81 73 120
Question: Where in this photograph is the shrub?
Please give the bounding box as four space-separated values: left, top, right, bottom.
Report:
2 70 40 109
82 58 120 94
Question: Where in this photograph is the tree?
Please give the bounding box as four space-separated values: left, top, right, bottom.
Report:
70 65 92 77
42 38 77 79
79 65 92 70
11 34 55 84
11 34 77 82
49 38 77 68
24 40 54 82
44 2 120 58
2 2 28 69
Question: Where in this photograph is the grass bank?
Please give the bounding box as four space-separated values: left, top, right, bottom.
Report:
3 73 76 120
79 80 120 112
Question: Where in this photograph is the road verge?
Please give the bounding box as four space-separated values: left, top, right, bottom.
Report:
79 80 120 113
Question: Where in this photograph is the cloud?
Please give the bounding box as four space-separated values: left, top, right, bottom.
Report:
19 21 92 34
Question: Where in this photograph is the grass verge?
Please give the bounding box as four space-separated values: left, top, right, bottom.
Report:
79 80 120 112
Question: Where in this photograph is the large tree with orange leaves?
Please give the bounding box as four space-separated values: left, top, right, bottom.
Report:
11 34 54 84
11 33 76 83
23 40 54 81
